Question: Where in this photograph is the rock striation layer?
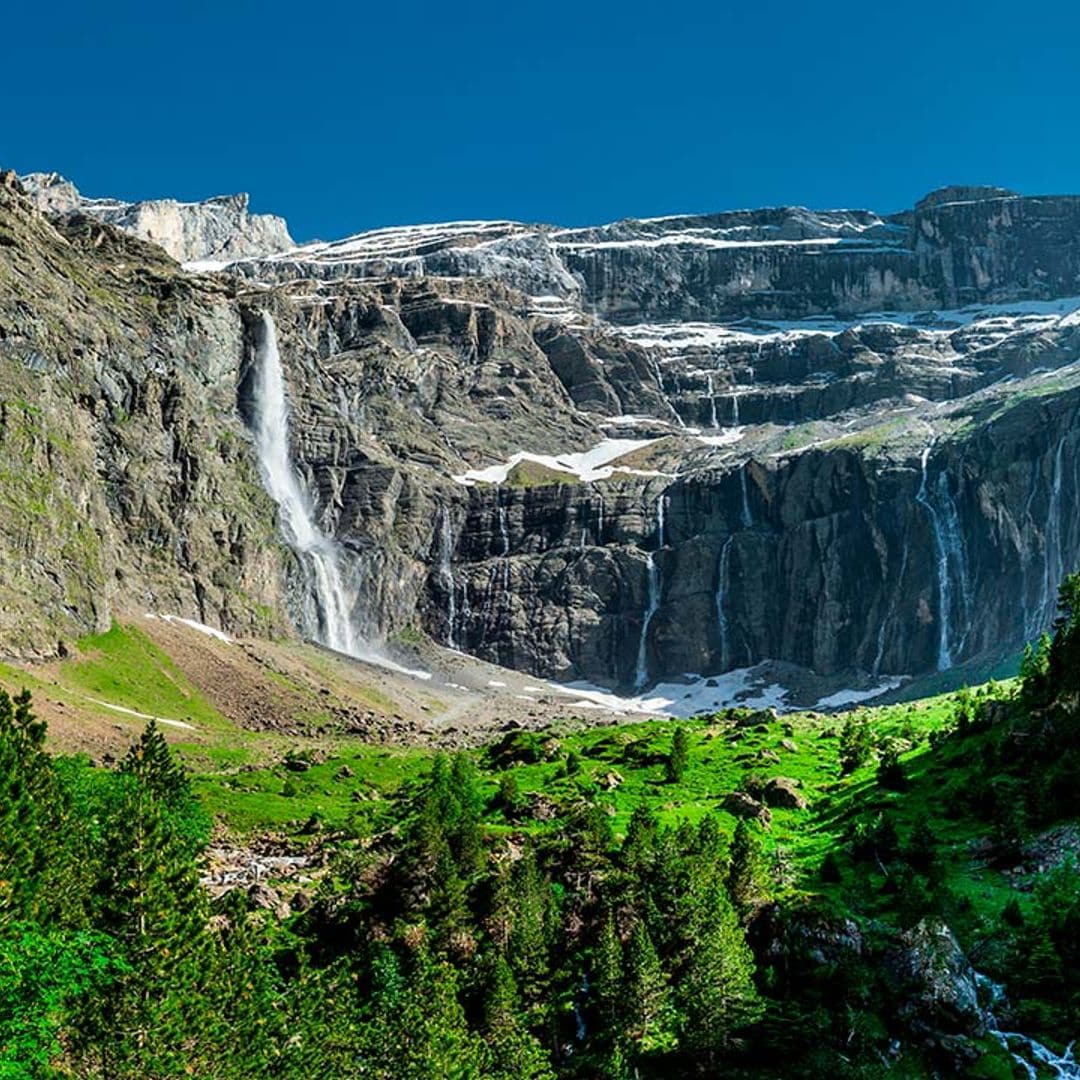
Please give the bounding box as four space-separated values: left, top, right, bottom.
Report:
5 168 1080 697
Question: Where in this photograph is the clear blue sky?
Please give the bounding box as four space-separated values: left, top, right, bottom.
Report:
5 0 1080 242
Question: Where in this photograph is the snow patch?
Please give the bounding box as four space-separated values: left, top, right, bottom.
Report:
145 613 234 644
814 677 906 710
452 438 659 486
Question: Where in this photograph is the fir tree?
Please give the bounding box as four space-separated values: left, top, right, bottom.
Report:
725 819 762 915
622 921 673 1055
665 726 690 784
678 882 762 1069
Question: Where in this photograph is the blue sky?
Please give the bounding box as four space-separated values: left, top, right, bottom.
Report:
5 0 1080 241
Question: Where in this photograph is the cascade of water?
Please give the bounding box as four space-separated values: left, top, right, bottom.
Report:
251 312 357 656
936 469 971 657
439 505 457 648
731 390 740 426
651 358 685 428
978 973 1079 1079
596 495 605 544
707 373 719 429
634 552 660 692
740 466 753 528
657 492 667 549
873 544 910 677
1042 438 1066 628
497 503 510 556
915 446 951 670
715 535 734 671
915 446 970 671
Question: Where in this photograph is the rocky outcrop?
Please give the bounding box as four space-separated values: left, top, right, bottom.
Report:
19 171 294 264
0 170 288 656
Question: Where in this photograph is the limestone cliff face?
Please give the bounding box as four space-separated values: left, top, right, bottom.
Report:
0 172 288 656
5 168 1080 693
19 172 294 264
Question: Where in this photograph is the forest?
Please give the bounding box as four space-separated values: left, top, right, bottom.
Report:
2 577 1080 1078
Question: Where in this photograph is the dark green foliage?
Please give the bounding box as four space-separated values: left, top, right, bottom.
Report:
665 726 689 784
838 713 873 774
725 818 763 915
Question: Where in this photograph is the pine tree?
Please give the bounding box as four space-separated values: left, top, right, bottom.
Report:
482 953 556 1080
678 882 762 1069
508 848 554 1010
725 819 762 915
592 914 624 1033
622 921 673 1055
666 726 690 784
92 722 213 1074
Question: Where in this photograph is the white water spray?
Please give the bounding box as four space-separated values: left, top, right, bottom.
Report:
439 505 458 648
252 312 357 656
707 373 720 429
250 313 430 680
740 467 753 528
915 445 970 671
715 535 734 671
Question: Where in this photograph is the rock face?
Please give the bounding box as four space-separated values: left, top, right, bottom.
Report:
19 172 294 264
0 171 287 655
5 168 1080 696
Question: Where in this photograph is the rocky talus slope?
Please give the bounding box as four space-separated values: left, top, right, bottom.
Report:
5 170 1080 699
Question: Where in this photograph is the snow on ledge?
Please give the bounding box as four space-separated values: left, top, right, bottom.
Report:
814 677 905 710
452 438 660 486
145 613 233 644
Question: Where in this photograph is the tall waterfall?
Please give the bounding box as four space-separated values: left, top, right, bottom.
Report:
740 466 753 528
251 311 357 656
1041 438 1067 629
634 494 666 691
634 553 660 691
707 373 720 429
439 505 458 649
916 446 970 671
715 535 734 671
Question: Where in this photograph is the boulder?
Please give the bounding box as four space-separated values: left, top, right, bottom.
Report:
723 791 772 827
763 777 808 810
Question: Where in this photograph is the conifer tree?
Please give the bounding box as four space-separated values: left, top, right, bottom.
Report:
622 921 673 1055
93 721 212 1074
666 726 690 784
725 819 762 916
678 882 762 1069
482 953 556 1080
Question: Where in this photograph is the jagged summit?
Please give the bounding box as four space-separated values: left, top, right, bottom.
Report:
18 170 294 264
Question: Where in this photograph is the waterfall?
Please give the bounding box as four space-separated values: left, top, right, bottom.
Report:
439 505 457 648
497 503 510 556
249 312 430 680
707 372 720 429
740 466 753 528
634 553 660 691
634 493 667 691
715 535 734 671
651 358 685 428
873 545 910 677
596 495 605 544
1041 438 1066 629
251 311 357 656
916 446 970 671
978 973 1078 1079
731 390 740 426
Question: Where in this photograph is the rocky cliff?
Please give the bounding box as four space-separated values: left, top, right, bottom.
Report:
4 170 1080 700
19 172 294 264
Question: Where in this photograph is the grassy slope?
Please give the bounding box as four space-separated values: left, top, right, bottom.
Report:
0 620 1024 932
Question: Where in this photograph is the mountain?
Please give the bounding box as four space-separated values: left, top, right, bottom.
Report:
4 169 1080 706
19 171 294 263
